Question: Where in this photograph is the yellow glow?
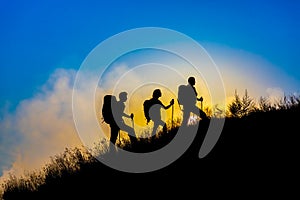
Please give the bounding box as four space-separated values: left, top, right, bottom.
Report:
96 82 217 140
127 85 181 137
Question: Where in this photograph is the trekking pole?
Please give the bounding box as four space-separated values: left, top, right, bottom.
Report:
131 115 137 144
118 130 121 145
131 118 135 130
171 103 174 129
201 100 203 110
131 113 135 130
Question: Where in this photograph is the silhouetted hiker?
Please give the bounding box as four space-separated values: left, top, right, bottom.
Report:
114 92 137 144
144 89 174 137
178 76 208 126
102 95 120 151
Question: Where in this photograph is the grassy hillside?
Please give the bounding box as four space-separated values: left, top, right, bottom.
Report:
2 94 299 199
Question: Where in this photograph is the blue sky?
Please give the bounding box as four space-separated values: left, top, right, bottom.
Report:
1 0 299 109
0 0 300 189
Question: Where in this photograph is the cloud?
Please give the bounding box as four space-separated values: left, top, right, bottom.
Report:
0 68 84 188
1 43 298 193
0 65 139 181
266 87 285 104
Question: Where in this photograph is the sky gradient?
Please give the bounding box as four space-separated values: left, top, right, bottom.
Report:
1 0 299 107
0 0 299 192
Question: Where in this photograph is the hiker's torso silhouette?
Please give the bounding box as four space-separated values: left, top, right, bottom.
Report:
183 84 198 107
149 99 164 122
113 101 126 123
179 77 208 124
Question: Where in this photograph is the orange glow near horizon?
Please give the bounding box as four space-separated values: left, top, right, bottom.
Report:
96 82 217 140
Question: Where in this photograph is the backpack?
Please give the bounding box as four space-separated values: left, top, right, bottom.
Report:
177 85 188 105
102 95 115 124
143 99 154 124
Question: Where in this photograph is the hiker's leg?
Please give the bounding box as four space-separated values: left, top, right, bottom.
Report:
110 124 119 145
119 123 137 143
151 121 159 136
191 105 208 120
162 124 167 133
109 125 120 153
158 119 167 133
199 108 208 120
119 122 134 136
182 108 190 126
152 120 166 136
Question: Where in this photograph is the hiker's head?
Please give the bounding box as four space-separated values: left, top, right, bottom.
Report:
119 92 128 102
188 77 195 86
153 89 162 99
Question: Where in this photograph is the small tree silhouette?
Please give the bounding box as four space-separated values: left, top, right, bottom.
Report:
228 89 255 118
276 94 300 110
241 89 255 116
258 96 271 112
2 92 300 199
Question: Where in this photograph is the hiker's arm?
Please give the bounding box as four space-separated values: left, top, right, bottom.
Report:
122 113 130 118
194 87 203 101
165 105 172 109
123 112 134 119
162 99 174 109
197 96 203 101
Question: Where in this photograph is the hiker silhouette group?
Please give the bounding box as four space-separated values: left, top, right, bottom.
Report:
102 76 208 150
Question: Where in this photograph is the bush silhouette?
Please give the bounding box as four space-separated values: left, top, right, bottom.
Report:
2 92 299 199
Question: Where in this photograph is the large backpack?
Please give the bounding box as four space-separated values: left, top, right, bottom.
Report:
102 95 115 124
143 99 154 124
177 85 188 105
